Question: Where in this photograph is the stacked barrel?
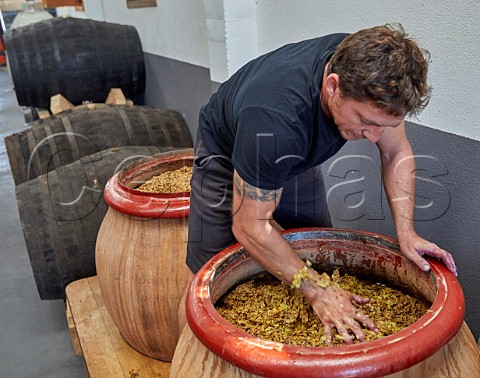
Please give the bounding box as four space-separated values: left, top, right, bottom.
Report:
4 17 145 112
3 17 193 302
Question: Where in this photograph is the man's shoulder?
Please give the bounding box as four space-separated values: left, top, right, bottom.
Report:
292 33 350 48
262 33 348 57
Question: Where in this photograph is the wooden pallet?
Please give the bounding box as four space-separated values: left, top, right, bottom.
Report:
65 276 171 378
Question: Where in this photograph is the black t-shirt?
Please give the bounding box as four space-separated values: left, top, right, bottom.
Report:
199 33 349 190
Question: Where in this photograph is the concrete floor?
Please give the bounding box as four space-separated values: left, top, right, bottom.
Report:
0 66 85 377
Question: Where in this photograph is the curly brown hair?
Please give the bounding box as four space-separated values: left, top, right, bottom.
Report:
328 24 431 117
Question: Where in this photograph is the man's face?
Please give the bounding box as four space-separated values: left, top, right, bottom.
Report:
328 90 404 143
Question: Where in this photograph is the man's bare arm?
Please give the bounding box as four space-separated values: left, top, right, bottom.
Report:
377 121 456 274
231 170 377 343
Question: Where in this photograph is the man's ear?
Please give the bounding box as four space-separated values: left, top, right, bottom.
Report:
325 73 339 98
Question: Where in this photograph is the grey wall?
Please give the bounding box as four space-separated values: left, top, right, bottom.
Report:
143 53 214 139
143 54 480 341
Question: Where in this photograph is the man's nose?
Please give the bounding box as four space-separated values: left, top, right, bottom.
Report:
363 127 385 143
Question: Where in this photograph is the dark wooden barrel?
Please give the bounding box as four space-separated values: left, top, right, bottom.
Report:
15 145 171 300
5 105 193 186
4 17 145 109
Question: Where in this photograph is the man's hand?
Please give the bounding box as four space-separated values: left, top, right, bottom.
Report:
399 234 457 276
301 273 378 345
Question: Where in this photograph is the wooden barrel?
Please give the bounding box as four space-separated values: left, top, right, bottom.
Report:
96 149 193 361
170 229 480 377
5 105 193 186
16 145 169 300
4 17 145 109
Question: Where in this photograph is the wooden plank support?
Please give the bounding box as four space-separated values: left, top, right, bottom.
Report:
66 300 83 357
105 88 127 105
38 109 51 119
65 277 171 378
50 94 74 115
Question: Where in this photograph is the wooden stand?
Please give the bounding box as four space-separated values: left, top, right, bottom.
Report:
65 277 171 378
50 93 74 115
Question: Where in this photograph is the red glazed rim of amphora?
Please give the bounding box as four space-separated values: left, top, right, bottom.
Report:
186 227 464 378
103 148 193 218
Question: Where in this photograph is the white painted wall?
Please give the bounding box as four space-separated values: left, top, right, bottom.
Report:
255 0 480 141
55 6 86 19
82 0 479 141
203 0 258 83
83 0 209 68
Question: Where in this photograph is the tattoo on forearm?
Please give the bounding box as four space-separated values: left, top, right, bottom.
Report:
234 174 282 202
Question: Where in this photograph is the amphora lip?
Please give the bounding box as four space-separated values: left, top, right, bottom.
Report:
103 148 193 218
186 228 464 378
